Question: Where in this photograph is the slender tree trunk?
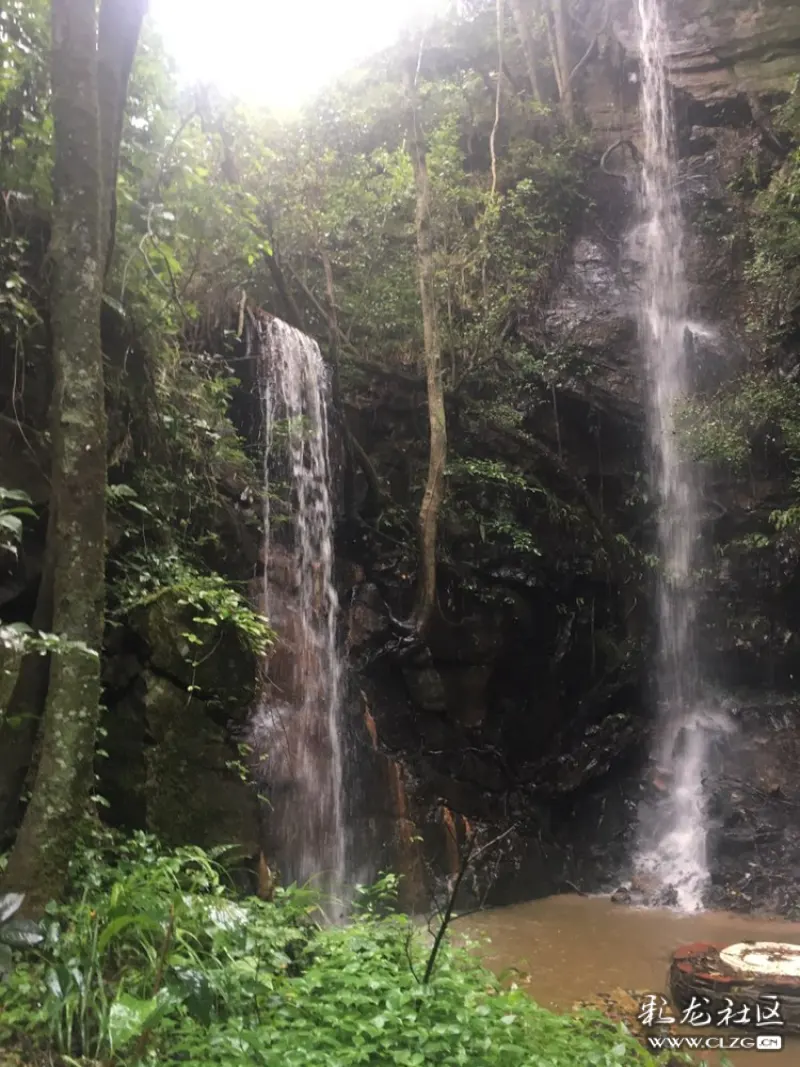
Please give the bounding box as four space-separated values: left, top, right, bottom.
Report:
98 0 148 275
509 0 543 103
404 65 447 636
549 0 575 125
3 0 139 907
490 0 504 197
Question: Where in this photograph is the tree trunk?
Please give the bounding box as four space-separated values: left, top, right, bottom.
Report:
490 0 505 197
4 0 108 907
1 1 146 856
509 0 543 103
549 0 575 125
97 0 148 275
404 65 447 636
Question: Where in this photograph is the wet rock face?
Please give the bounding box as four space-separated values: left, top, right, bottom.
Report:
97 590 262 853
705 696 800 916
98 666 260 853
610 0 800 101
545 235 641 420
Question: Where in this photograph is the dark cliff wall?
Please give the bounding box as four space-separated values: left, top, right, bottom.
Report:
340 0 800 910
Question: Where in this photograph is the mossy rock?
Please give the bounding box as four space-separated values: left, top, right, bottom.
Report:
141 671 260 852
129 590 258 715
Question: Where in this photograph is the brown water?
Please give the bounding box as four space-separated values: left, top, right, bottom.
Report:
465 895 800 1066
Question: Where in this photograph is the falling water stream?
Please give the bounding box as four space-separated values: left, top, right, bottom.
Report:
250 315 346 903
631 0 729 910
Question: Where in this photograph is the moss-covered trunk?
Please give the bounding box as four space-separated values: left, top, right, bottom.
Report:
3 0 107 906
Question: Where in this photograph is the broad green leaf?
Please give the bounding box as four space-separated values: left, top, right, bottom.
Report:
0 918 44 947
97 912 162 953
108 989 178 1049
0 893 24 923
0 514 23 539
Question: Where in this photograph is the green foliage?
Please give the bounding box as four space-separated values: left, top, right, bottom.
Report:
0 487 36 557
112 550 273 657
746 145 800 338
1 0 595 693
446 457 544 557
772 505 800 531
0 832 675 1067
1 489 98 715
677 372 800 543
724 533 772 552
676 374 800 469
0 0 52 203
0 236 43 338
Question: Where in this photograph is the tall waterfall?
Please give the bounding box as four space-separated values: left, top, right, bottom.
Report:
250 315 346 903
631 0 726 912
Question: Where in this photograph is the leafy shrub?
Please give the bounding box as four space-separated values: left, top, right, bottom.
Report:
0 831 678 1067
112 549 273 656
676 374 800 469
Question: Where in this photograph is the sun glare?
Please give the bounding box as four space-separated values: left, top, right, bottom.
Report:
149 0 451 110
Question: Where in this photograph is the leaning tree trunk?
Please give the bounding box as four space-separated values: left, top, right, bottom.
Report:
509 0 543 104
3 0 108 907
404 65 447 636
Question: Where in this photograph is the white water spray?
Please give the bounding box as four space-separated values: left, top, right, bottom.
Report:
250 315 346 902
632 0 728 912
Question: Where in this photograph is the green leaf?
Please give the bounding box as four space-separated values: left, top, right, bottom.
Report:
45 967 63 998
108 989 178 1049
97 913 161 953
0 918 44 947
174 967 214 1025
0 514 23 539
0 893 24 923
0 489 32 505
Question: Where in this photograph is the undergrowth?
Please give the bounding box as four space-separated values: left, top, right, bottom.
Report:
0 829 680 1067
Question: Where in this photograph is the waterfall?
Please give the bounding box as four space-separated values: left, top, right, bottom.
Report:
631 0 728 912
250 315 346 904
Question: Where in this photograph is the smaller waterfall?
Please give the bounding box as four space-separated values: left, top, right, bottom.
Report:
250 315 346 902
